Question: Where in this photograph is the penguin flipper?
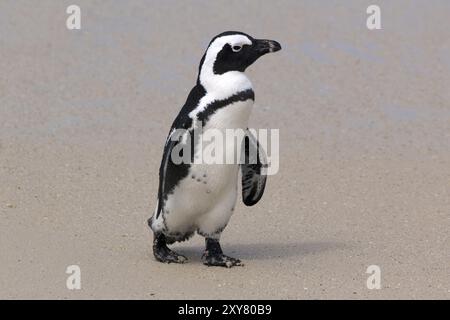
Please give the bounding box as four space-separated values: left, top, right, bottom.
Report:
156 136 177 219
240 130 268 206
156 126 191 219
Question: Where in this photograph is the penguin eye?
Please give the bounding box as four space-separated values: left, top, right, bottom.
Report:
232 45 242 52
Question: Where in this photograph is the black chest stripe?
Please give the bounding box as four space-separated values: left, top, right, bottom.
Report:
197 89 255 123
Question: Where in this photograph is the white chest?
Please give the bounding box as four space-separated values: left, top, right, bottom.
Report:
204 99 254 130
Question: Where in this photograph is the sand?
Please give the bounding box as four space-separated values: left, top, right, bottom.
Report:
0 0 449 299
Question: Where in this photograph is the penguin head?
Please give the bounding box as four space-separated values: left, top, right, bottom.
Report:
198 31 281 83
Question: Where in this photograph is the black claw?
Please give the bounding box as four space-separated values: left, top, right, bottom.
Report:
202 238 243 268
153 233 187 264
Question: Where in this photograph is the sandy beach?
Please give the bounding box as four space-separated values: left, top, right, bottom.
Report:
0 0 449 299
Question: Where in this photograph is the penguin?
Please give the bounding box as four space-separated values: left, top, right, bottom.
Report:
148 31 281 268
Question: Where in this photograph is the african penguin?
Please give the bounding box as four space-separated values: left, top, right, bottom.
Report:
148 31 281 268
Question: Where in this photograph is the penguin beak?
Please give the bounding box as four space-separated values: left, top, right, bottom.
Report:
254 39 282 55
244 38 282 69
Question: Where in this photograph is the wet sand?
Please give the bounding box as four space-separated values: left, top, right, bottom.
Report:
0 0 449 299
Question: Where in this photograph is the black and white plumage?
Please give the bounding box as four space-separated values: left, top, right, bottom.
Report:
148 31 281 267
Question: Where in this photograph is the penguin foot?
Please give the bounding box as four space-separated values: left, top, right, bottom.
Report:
154 247 187 264
202 253 242 268
201 238 243 268
153 233 187 264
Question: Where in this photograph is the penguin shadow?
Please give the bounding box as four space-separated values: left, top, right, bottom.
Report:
175 241 349 262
